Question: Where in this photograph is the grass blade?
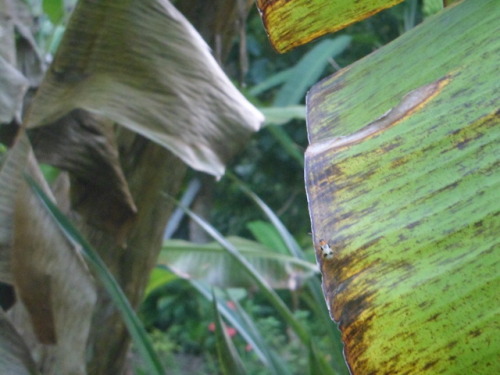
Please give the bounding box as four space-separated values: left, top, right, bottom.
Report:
227 172 304 259
266 125 305 167
273 36 351 107
211 291 248 375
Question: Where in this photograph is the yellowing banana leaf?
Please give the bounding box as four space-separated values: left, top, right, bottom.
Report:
305 0 499 374
256 0 404 52
25 0 263 177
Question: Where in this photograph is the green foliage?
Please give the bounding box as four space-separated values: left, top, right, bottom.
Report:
140 272 345 375
246 220 288 254
212 292 248 375
38 164 59 183
42 0 63 24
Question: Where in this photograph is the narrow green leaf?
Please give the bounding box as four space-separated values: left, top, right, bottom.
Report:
274 36 351 107
224 294 293 375
26 176 165 375
308 340 339 375
265 125 305 167
228 173 305 259
260 105 306 127
191 280 271 367
263 37 350 167
246 220 288 253
248 68 295 97
228 173 349 374
211 291 248 375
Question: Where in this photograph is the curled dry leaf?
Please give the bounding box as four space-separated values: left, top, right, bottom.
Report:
25 0 264 177
0 132 32 284
29 109 137 242
2 133 96 374
0 57 29 124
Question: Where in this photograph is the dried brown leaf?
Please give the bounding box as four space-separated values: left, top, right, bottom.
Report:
25 0 263 177
29 109 137 242
1 133 97 374
0 309 39 375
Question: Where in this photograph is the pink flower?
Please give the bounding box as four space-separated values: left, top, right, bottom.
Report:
245 344 252 352
226 301 236 310
226 327 237 337
208 322 216 332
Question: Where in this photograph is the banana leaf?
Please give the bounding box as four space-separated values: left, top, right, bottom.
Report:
256 0 403 52
159 237 318 289
305 0 499 373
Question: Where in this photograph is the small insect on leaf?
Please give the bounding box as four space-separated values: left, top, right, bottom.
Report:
319 239 334 260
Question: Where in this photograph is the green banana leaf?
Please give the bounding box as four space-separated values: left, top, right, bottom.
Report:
158 237 318 289
304 0 499 374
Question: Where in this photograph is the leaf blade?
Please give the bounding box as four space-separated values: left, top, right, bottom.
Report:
256 0 403 52
305 1 500 373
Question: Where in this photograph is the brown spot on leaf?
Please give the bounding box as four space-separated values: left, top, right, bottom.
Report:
29 109 137 244
422 359 440 370
426 313 441 322
406 220 421 229
447 340 458 349
469 329 482 337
